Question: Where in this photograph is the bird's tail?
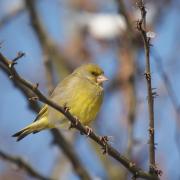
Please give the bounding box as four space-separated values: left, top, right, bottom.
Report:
12 117 54 141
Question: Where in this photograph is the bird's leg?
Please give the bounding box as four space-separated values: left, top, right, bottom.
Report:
84 126 93 136
99 136 109 154
63 103 70 113
63 103 75 130
68 116 79 129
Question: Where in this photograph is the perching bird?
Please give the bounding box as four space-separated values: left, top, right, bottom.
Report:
13 64 108 141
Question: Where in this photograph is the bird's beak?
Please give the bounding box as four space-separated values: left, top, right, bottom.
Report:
97 75 108 84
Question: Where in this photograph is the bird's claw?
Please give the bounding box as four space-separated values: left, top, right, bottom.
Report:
68 116 79 129
74 116 79 126
63 103 70 113
85 126 93 136
100 136 109 145
99 136 109 154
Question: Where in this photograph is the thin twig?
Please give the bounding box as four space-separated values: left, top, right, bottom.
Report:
136 0 157 175
0 150 51 180
0 52 159 180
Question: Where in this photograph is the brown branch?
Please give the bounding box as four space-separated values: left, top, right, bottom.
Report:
0 52 159 180
136 0 158 176
0 150 51 180
0 53 91 180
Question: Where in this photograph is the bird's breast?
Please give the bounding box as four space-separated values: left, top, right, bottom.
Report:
48 75 104 127
69 83 103 125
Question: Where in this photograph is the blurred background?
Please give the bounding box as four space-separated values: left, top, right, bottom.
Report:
0 0 180 179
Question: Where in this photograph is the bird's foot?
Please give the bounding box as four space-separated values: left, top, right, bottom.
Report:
68 116 79 129
99 136 109 154
84 126 93 136
63 103 70 113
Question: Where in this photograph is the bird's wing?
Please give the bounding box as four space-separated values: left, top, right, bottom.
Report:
48 74 80 127
33 105 48 122
32 74 75 127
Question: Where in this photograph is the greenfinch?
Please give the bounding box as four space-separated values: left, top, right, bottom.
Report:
13 64 108 141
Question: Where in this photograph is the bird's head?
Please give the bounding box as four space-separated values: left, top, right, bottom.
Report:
74 64 108 86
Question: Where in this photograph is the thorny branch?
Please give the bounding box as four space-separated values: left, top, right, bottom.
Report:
0 52 159 180
0 150 51 180
136 0 160 176
0 53 91 180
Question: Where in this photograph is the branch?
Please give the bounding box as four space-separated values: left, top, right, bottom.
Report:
136 1 159 176
0 150 51 180
0 53 91 180
0 52 159 180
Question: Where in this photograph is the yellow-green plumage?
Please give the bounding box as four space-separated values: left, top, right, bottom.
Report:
13 64 107 141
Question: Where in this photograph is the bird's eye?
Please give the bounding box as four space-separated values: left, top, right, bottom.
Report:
91 72 97 76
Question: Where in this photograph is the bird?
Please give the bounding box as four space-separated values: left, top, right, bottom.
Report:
12 63 108 141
